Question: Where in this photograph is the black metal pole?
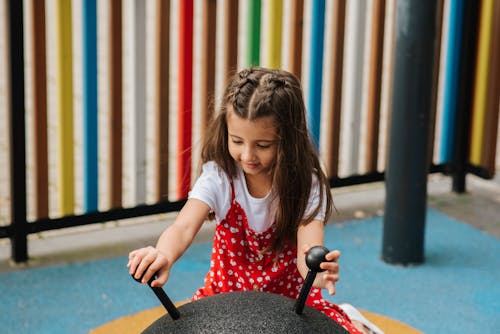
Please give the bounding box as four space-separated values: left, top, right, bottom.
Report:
8 0 28 262
382 0 439 265
451 0 480 193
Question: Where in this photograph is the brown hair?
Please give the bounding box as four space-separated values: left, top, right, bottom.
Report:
201 67 332 252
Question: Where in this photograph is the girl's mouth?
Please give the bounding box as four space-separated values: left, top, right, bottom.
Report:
243 162 259 170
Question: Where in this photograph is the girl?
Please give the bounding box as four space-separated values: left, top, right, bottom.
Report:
128 67 373 333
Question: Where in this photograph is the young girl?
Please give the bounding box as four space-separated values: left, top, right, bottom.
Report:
128 67 375 334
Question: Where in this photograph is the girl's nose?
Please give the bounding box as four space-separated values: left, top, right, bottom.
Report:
241 145 255 161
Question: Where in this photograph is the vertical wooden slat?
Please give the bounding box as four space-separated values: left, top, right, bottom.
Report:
224 0 239 81
56 0 74 215
481 0 500 176
340 0 367 175
325 0 346 177
427 0 445 163
307 0 326 147
200 0 217 135
132 0 147 204
377 0 397 172
267 0 283 69
31 0 49 219
155 0 170 202
177 0 194 199
469 0 494 165
109 0 123 208
288 0 303 78
246 0 261 67
82 0 99 212
365 0 386 172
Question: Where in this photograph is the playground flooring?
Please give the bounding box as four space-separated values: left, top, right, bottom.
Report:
0 173 499 334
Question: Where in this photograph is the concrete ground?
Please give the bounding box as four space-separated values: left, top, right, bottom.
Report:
1 171 499 272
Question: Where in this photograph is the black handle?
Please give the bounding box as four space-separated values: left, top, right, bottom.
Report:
294 270 316 314
132 274 180 320
294 246 330 315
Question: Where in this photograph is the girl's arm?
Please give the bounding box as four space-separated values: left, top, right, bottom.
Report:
297 220 340 295
128 198 211 287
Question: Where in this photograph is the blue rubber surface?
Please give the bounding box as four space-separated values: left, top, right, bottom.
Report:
1 208 499 334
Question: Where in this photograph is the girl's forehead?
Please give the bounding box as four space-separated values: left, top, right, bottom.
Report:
226 108 277 138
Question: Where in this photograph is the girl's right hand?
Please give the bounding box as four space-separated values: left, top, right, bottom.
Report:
127 246 170 287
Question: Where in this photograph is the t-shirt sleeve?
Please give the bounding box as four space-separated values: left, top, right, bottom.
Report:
304 174 328 222
188 161 230 220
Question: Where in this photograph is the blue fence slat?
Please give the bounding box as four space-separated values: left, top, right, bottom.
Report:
82 0 98 212
440 0 465 163
307 0 326 148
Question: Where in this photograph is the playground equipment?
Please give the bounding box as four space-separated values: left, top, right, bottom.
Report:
133 246 347 334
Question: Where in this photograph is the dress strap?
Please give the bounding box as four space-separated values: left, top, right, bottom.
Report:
229 179 236 204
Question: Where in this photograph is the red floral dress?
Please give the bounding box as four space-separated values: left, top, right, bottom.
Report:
192 182 362 333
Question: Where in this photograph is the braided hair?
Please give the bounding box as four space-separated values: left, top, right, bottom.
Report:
201 67 332 252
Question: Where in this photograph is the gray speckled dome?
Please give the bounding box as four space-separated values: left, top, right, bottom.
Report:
143 291 348 334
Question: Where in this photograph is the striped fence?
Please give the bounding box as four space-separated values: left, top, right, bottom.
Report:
0 0 498 262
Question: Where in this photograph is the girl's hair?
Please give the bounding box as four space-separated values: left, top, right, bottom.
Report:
201 67 332 252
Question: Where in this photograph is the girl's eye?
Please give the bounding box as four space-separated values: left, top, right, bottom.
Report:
231 140 243 145
257 144 271 149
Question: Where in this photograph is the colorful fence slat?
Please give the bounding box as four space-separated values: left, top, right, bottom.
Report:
480 0 500 175
108 0 123 208
364 0 386 173
56 0 75 215
340 0 368 176
267 0 283 69
440 0 465 164
31 0 49 219
200 0 217 135
324 0 346 178
287 0 304 78
82 0 99 212
470 0 495 165
428 0 445 164
307 0 326 147
246 0 261 67
130 0 147 205
177 0 194 199
156 0 170 202
224 1 238 81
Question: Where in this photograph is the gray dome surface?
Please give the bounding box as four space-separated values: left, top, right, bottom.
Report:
143 291 348 334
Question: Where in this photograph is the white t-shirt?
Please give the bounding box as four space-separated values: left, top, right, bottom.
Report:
188 161 327 232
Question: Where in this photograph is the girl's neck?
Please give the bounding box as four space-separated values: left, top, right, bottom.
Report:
244 173 272 198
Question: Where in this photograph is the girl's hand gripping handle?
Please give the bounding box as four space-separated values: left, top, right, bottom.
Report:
294 246 330 315
131 274 180 320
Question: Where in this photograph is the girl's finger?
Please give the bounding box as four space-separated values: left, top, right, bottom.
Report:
325 250 341 261
151 267 170 287
320 261 339 273
322 273 339 283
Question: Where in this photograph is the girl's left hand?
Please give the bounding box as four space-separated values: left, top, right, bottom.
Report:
302 245 341 295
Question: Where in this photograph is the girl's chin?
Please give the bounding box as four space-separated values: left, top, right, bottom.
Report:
241 165 272 177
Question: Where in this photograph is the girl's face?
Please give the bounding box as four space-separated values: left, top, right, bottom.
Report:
226 107 278 178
